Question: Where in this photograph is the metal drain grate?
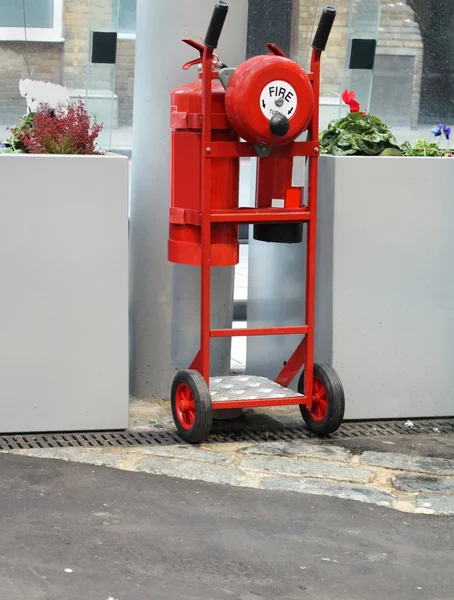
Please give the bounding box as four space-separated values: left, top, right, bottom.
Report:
0 430 183 451
0 418 453 450
208 418 454 444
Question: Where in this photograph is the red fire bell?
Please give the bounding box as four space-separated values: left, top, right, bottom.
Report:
225 49 315 244
224 52 314 148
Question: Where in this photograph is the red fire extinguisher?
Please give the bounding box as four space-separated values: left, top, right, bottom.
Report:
168 33 239 267
169 17 319 262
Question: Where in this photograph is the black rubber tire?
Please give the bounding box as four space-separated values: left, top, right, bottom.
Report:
298 364 345 436
171 370 213 444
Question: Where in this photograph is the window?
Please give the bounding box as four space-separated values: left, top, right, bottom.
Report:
0 0 63 42
118 0 136 37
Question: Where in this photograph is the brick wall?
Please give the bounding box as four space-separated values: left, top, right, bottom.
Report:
0 0 135 129
116 39 135 125
0 42 63 126
62 0 90 89
66 0 116 91
297 0 350 96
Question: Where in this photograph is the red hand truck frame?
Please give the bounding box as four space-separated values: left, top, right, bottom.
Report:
170 4 345 444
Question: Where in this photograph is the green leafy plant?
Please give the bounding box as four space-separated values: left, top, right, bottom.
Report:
401 139 446 157
320 111 401 156
401 124 452 157
4 112 35 153
320 89 401 156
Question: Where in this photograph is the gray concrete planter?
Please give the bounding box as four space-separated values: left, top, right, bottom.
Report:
317 155 454 419
0 154 129 432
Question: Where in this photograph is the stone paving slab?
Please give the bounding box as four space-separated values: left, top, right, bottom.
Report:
239 454 376 484
136 456 243 486
239 441 351 462
127 444 235 465
6 436 454 516
259 476 396 507
393 474 454 493
360 451 454 476
416 495 454 515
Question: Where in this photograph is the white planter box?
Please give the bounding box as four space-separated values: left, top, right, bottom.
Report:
317 155 454 419
0 154 129 433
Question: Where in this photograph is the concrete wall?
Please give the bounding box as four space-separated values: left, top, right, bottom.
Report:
129 0 249 400
409 0 454 123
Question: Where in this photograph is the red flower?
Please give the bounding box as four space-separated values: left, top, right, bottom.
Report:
342 89 360 113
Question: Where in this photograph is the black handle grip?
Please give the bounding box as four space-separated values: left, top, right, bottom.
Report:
312 6 336 51
204 1 229 49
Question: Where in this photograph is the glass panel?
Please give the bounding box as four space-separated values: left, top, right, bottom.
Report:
85 0 120 150
119 0 136 33
342 0 381 114
296 0 353 130
371 0 423 136
369 0 454 143
0 0 54 29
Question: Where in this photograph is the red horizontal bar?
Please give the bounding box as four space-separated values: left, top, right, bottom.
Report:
212 396 307 410
211 208 310 224
210 326 308 338
292 141 320 156
208 141 320 158
208 142 257 158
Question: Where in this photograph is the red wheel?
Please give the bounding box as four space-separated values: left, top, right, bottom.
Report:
298 364 344 436
174 383 196 430
310 377 329 422
171 370 213 443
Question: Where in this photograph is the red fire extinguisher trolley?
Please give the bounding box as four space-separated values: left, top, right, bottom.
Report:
168 2 345 443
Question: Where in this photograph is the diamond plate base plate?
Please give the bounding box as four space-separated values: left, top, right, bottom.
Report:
210 375 302 402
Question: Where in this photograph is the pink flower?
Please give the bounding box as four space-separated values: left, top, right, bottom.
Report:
342 89 360 113
15 101 103 154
